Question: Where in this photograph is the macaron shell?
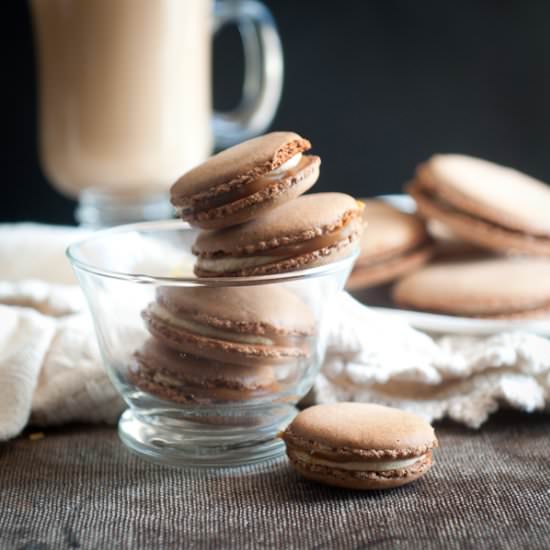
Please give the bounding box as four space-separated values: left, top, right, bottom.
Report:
171 132 311 201
392 257 550 318
287 450 433 490
409 181 550 256
193 233 359 278
416 154 550 237
346 241 434 290
156 286 315 336
192 193 362 257
358 200 430 263
185 155 320 230
284 403 436 457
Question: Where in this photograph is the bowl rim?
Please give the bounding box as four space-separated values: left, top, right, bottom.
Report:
66 219 358 287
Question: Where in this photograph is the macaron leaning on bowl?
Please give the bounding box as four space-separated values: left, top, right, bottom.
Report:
281 402 438 490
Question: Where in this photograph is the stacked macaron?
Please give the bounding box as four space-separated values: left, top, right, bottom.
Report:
172 132 364 276
170 131 320 230
130 286 315 404
394 154 550 318
408 154 550 256
131 132 363 405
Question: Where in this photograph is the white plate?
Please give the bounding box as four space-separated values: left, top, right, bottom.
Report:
356 194 550 337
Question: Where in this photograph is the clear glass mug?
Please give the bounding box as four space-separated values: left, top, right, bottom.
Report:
31 0 283 226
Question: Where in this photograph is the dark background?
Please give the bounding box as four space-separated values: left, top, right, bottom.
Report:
3 1 549 224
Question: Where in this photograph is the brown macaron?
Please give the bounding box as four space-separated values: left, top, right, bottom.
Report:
170 132 320 229
281 403 437 490
142 286 315 366
129 339 278 405
427 220 487 260
407 154 550 256
393 257 550 319
192 193 364 277
347 200 434 290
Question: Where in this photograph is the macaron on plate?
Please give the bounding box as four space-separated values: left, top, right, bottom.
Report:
407 154 550 256
358 195 550 337
346 199 434 290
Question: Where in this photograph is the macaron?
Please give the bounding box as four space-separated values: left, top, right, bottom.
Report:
281 403 437 490
393 257 550 318
192 193 364 277
142 286 315 366
347 199 434 290
170 132 320 229
129 338 277 405
407 154 550 256
427 219 486 260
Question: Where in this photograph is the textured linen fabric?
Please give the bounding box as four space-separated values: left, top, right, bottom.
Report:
0 285 122 440
0 305 56 440
0 224 88 285
1 412 549 550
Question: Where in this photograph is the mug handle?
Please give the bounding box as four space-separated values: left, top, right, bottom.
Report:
213 0 284 148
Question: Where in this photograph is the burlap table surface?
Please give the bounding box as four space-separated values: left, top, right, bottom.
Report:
1 412 549 550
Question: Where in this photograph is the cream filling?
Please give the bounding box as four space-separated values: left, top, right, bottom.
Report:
293 450 424 472
265 153 302 179
153 370 185 387
151 303 274 345
196 255 278 273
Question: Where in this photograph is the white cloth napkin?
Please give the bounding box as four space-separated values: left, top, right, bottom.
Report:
0 226 121 441
1 223 549 441
315 293 550 428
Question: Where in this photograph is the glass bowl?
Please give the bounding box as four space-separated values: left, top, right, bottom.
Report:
67 220 357 467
